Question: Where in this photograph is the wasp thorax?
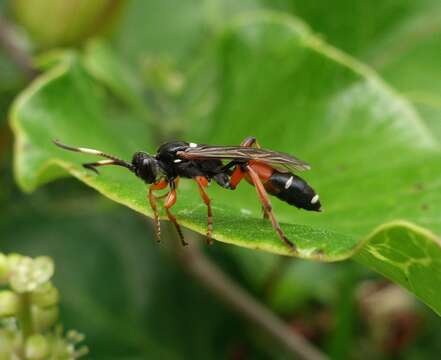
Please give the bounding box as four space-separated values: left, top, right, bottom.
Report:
132 152 159 184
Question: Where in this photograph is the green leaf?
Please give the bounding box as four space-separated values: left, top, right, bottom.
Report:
10 12 441 315
354 222 441 308
260 0 441 136
370 5 441 138
82 40 151 121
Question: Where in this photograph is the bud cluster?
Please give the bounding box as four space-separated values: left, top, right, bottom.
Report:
0 253 88 359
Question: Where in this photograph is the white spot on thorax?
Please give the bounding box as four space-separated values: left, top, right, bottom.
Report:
189 142 198 148
174 159 182 163
311 194 319 204
285 176 294 189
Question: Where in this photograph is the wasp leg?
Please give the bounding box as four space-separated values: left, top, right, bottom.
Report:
240 136 261 148
262 207 270 220
164 180 187 246
245 165 296 252
148 179 168 242
228 144 269 215
194 176 213 245
240 137 270 219
155 193 169 200
154 177 179 200
229 165 245 190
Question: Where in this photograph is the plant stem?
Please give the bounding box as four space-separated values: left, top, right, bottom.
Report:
18 292 33 343
177 241 328 360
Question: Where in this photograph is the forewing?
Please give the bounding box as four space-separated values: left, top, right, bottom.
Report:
177 146 311 172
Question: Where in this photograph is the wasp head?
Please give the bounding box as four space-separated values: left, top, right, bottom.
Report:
132 152 160 184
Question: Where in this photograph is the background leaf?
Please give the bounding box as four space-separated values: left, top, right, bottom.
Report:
261 0 441 136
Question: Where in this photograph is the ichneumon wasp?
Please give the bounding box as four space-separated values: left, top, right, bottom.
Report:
54 136 322 251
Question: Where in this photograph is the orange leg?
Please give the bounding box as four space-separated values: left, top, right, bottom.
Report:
261 204 270 220
194 176 213 244
245 165 296 251
227 136 261 190
229 166 245 190
148 179 168 242
238 137 268 219
164 180 187 246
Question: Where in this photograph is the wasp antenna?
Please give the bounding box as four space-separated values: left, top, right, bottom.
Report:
83 163 100 174
53 139 112 158
53 139 134 171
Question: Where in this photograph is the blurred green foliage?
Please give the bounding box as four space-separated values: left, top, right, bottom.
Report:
1 0 441 358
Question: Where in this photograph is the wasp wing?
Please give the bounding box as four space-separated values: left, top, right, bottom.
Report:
177 145 311 172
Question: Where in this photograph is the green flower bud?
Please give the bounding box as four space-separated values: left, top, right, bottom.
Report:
7 253 24 268
25 334 50 360
32 306 59 332
12 0 126 48
66 329 85 344
0 291 21 317
9 256 54 293
30 282 59 308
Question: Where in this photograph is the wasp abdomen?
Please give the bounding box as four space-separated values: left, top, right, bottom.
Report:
265 172 321 212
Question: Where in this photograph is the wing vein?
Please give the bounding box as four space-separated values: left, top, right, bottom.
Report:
177 145 311 172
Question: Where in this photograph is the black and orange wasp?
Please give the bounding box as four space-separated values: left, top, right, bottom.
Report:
54 136 322 251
